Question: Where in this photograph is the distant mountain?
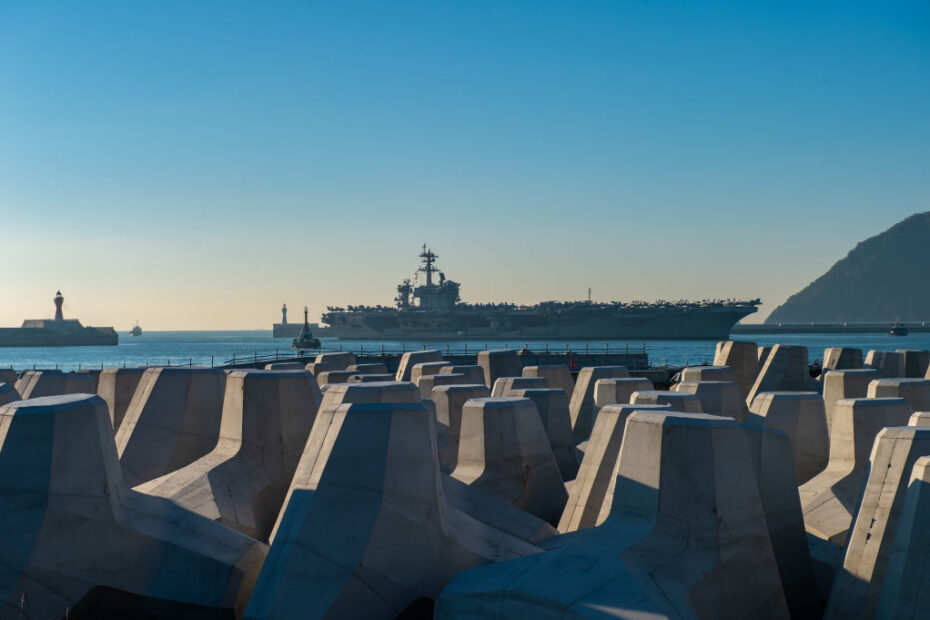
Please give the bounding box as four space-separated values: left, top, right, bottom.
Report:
766 212 930 324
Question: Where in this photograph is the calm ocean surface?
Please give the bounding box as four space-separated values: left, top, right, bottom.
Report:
2 330 929 371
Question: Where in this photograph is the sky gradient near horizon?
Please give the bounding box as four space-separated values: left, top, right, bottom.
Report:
1 1 928 330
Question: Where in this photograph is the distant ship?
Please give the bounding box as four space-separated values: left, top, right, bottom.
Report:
272 303 332 338
130 321 142 337
292 306 321 350
0 291 118 347
322 247 761 340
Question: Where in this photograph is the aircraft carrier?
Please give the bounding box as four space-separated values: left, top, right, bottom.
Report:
322 247 760 340
0 291 118 347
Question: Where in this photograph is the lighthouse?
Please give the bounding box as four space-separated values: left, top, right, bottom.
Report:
53 291 64 321
281 303 288 325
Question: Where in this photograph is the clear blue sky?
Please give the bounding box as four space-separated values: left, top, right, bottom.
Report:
1 1 927 329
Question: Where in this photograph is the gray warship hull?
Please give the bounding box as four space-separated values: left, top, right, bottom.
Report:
324 305 757 341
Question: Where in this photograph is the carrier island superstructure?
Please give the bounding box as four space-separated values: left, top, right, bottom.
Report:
321 247 761 340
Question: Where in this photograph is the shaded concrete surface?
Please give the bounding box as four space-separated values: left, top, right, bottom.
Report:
714 340 760 397
748 391 829 484
96 367 146 433
568 366 629 443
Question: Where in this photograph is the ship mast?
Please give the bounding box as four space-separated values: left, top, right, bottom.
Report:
419 245 438 287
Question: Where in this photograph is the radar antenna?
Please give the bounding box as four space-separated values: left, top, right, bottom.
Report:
418 245 439 287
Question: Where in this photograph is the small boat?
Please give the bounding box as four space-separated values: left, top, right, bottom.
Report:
130 321 142 337
292 306 321 350
889 320 908 337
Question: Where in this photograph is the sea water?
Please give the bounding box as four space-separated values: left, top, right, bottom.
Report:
1 330 928 372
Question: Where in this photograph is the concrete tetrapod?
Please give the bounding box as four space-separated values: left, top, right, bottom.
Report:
748 344 820 406
313 351 356 370
742 425 821 620
244 402 542 620
395 349 443 381
680 364 738 383
507 388 577 481
347 373 396 383
823 347 864 372
0 382 21 406
714 340 760 397
490 376 547 397
410 361 453 386
822 369 880 437
868 378 930 412
136 370 322 541
558 403 671 533
908 411 930 426
436 411 792 619
432 384 491 471
799 398 913 547
304 361 338 377
15 369 96 399
318 380 420 412
825 427 930 620
592 377 652 409
0 394 266 620
439 364 486 385
264 362 305 370
96 367 146 433
897 349 930 378
568 366 629 443
522 365 575 397
115 367 227 487
630 389 703 413
747 391 829 484
476 349 523 389
875 456 930 618
417 372 466 398
346 362 388 374
451 397 568 525
672 379 748 421
866 350 906 378
315 370 355 387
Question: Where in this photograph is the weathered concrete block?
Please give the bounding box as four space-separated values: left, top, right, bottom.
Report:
823 347 864 371
568 366 629 442
395 349 443 381
522 364 575 397
672 380 748 421
507 388 577 482
452 397 567 525
476 349 522 389
714 340 760 396
0 382 21 406
136 370 322 541
318 380 420 412
865 350 906 378
491 376 547 397
436 411 791 619
346 362 388 374
748 344 819 406
313 351 356 370
96 368 146 434
410 361 452 387
414 372 463 398
435 364 482 385
681 364 738 383
822 368 880 437
263 362 304 370
0 394 265 620
592 377 652 409
432 384 491 471
303 361 337 377
246 402 541 620
868 378 930 412
875 456 930 618
347 373 396 383
897 349 930 378
826 427 930 620
558 403 671 533
631 389 703 413
748 391 829 484
15 369 96 399
742 425 821 619
908 411 930 426
0 368 17 386
759 344 773 362
115 368 227 487
315 369 356 387
800 398 912 546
